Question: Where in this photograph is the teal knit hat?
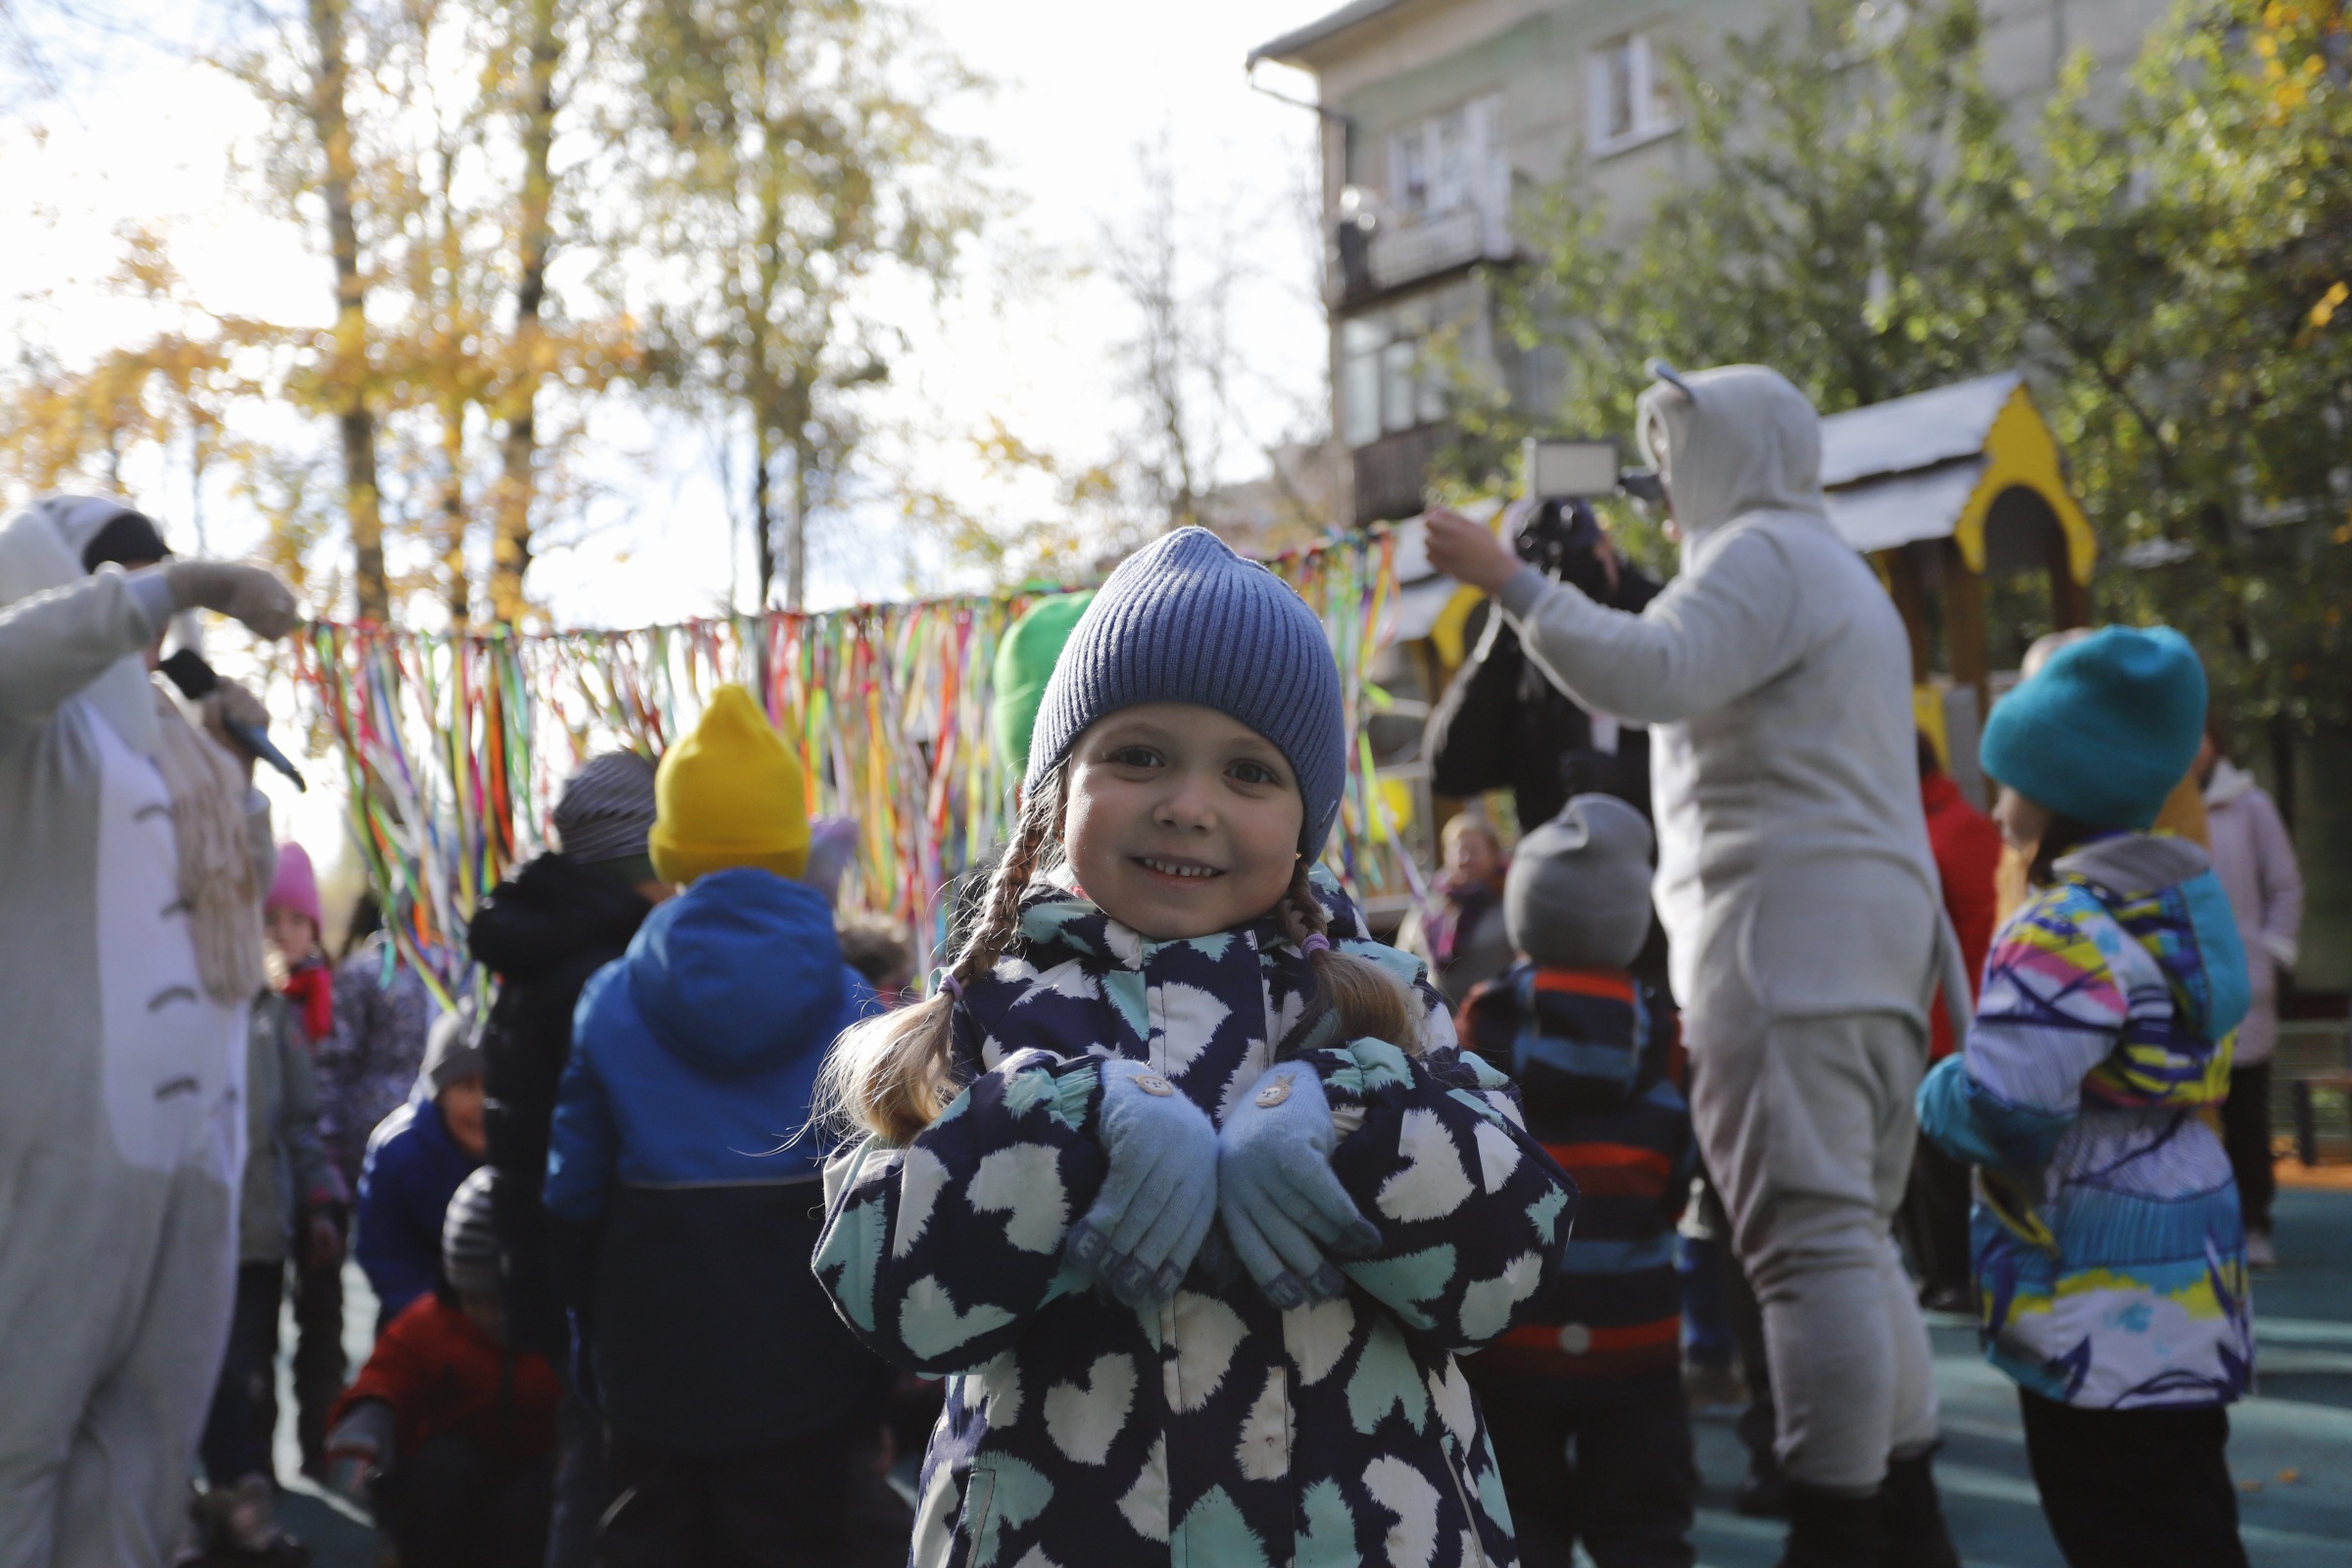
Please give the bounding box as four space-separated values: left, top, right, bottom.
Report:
1980 625 2206 830
992 591 1095 777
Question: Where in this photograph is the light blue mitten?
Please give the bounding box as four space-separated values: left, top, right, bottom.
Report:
1067 1058 1220 1309
1217 1060 1383 1310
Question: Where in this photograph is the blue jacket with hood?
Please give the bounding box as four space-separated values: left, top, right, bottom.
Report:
356 1092 481 1327
544 866 887 1449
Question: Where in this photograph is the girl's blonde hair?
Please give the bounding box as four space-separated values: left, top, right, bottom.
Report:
816 760 1421 1145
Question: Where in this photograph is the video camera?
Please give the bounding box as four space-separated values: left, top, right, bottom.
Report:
1509 435 1665 589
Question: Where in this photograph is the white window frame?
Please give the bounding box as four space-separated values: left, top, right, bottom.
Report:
1587 31 1680 157
1338 303 1457 449
1386 93 1506 225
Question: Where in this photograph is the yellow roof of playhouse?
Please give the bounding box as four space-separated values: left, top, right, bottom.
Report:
1819 370 2095 584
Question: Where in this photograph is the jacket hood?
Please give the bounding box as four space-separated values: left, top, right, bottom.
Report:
2055 832 2250 1041
0 495 161 753
468 852 653 979
1634 365 1828 540
0 495 145 609
624 866 849 1075
2052 833 2210 900
2202 758 2257 809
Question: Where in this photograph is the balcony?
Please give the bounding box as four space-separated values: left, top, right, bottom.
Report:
1352 422 1451 526
1334 205 1515 310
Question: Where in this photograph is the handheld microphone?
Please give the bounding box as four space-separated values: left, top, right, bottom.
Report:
157 650 308 792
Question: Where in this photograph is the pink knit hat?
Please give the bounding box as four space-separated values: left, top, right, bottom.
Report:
267 842 324 930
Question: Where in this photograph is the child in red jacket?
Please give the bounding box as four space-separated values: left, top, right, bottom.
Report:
326 1168 560 1568
1902 731 2003 1311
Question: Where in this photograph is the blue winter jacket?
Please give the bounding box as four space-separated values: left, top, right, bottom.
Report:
544 866 886 1449
355 1094 482 1328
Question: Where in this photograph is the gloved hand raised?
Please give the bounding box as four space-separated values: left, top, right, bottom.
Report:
1066 1059 1219 1310
162 560 301 639
1216 1060 1382 1311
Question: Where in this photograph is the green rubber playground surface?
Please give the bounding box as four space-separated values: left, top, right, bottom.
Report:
269 1185 2352 1568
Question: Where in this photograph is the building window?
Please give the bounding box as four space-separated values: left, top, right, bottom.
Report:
1393 128 1429 215
1341 307 1450 448
1588 32 1677 153
1342 320 1385 447
1386 95 1504 223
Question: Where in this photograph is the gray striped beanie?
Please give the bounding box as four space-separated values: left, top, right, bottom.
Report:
1027 527 1346 853
551 751 658 865
442 1166 500 1297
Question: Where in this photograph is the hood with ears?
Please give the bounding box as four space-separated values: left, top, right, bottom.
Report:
1634 365 1828 540
0 495 164 753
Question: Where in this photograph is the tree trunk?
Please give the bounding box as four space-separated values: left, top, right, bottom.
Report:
490 0 562 627
309 0 387 622
786 435 809 612
440 397 469 630
753 423 777 611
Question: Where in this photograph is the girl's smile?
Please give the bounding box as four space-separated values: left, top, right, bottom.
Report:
1063 702 1305 942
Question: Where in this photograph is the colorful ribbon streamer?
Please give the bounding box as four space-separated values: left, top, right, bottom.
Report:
296 529 1419 1004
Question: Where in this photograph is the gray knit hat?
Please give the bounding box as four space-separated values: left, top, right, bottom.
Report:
421 999 484 1093
551 752 659 865
1504 794 1656 971
441 1166 500 1297
1027 527 1346 852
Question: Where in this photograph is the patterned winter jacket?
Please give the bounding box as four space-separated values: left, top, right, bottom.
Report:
1918 833 2253 1409
318 931 437 1188
813 877 1579 1568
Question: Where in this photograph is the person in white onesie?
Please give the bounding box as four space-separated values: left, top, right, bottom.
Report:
0 496 299 1568
1428 366 1963 1568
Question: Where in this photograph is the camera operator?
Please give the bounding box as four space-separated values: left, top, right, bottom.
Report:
1424 498 1662 833
1425 364 1963 1568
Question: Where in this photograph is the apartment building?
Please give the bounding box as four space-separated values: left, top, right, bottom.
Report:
1249 0 2176 525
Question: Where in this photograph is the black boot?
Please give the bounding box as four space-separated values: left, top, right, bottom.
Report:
1776 1482 1886 1568
1882 1447 1962 1568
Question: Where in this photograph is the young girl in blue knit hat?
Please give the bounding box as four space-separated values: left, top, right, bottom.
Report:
813 526 1578 1568
1918 625 2253 1568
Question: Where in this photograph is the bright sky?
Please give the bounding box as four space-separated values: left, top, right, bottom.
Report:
0 0 1343 865
0 0 1343 626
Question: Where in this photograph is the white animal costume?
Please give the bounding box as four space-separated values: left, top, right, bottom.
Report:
0 499 271 1567
1494 367 1945 1493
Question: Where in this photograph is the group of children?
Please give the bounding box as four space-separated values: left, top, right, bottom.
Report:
197 846 441 1554
203 702 918 1563
213 523 2253 1568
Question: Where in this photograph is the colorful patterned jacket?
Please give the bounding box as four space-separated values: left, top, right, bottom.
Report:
1917 833 2253 1408
813 876 1579 1568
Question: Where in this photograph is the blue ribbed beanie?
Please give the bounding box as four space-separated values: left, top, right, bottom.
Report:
1027 527 1347 853
1980 625 2206 830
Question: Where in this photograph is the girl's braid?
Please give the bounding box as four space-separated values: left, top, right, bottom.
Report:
951 761 1065 987
1283 856 1331 942
1281 854 1419 1053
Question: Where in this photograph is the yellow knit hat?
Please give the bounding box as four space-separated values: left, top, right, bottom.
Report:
649 685 810 884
